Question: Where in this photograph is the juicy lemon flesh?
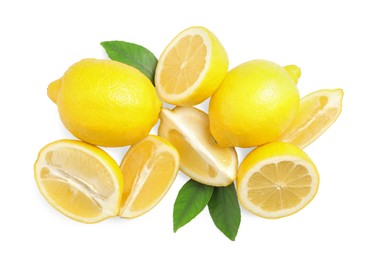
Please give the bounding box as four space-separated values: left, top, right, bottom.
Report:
167 129 218 179
247 161 312 213
155 26 228 106
35 142 121 222
278 89 343 148
120 141 154 207
40 176 101 218
131 151 176 212
160 34 207 94
119 136 179 218
45 148 115 198
158 107 238 186
237 142 318 218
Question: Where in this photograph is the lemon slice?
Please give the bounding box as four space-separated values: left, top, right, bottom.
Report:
277 88 344 148
119 135 180 218
237 142 319 219
158 106 238 186
155 26 228 106
34 140 123 223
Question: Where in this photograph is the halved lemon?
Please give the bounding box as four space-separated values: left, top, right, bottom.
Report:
119 135 180 219
158 106 238 186
237 142 319 219
34 139 123 223
155 26 228 106
277 88 344 148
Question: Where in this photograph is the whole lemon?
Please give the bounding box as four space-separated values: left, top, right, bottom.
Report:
209 60 300 148
48 59 162 147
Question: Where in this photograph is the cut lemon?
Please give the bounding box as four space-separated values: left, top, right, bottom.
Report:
34 139 123 223
155 26 228 106
158 106 238 186
237 142 319 219
119 135 179 219
277 88 343 148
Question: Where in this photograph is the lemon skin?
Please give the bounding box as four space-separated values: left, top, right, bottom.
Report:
48 59 162 147
209 60 300 148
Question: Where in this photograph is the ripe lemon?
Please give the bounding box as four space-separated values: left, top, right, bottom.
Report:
155 26 228 106
34 139 124 223
209 60 300 148
158 106 238 186
237 142 319 219
277 88 344 148
119 135 180 219
48 59 162 147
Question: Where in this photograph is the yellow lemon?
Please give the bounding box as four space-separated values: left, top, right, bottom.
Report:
119 135 180 219
34 139 124 223
48 59 162 147
277 88 344 148
158 106 238 186
209 60 300 148
237 142 319 219
155 26 228 106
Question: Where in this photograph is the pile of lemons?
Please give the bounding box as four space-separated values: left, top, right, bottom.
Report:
34 26 343 223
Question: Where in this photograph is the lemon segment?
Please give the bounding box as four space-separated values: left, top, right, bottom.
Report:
155 26 228 106
277 88 343 148
158 107 238 187
119 135 180 219
237 142 319 219
34 140 123 223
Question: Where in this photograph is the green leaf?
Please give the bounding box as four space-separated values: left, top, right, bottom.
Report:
208 183 241 241
173 179 214 232
101 41 157 83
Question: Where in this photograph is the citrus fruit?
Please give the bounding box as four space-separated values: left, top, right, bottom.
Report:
119 135 180 219
237 142 319 219
48 59 162 147
34 139 123 223
277 88 344 148
158 106 238 186
155 26 228 106
209 59 300 148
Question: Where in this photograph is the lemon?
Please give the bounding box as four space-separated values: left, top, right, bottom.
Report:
209 60 300 148
158 106 238 186
237 142 319 219
277 88 344 148
155 26 228 106
48 59 162 147
119 135 180 219
34 139 124 223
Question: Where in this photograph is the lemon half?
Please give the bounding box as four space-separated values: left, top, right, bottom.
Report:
237 142 319 219
155 26 228 106
34 140 123 223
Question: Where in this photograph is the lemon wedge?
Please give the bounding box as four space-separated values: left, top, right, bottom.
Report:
155 26 228 106
277 88 343 148
158 106 238 186
237 142 319 219
34 140 123 223
119 135 180 218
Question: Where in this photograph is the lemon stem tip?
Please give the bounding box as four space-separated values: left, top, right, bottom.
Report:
47 78 61 103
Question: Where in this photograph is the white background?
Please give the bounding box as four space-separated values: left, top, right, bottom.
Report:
1 0 378 259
